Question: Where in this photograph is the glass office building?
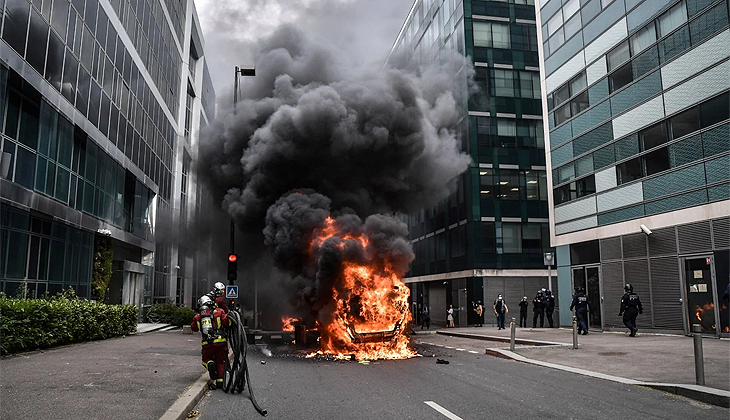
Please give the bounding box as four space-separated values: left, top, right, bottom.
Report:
0 0 216 313
537 0 729 335
389 0 556 327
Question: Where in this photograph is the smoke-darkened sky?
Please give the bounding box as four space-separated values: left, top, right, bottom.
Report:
193 0 414 95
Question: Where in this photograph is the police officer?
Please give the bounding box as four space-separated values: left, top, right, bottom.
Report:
544 290 556 328
518 296 529 328
619 283 643 337
570 287 590 334
191 296 230 389
532 290 545 328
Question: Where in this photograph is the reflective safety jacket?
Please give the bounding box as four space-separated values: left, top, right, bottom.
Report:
191 308 229 345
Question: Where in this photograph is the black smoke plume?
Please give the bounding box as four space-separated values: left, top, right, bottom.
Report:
197 25 472 324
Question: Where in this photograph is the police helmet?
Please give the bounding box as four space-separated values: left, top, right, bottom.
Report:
213 282 226 295
198 295 213 308
545 290 552 296
624 283 633 292
537 289 543 295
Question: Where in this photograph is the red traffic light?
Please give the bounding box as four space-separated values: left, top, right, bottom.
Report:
228 254 238 263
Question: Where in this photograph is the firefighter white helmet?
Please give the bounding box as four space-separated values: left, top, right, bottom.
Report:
213 282 226 295
198 295 213 308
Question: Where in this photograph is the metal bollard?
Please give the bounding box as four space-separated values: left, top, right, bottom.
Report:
692 324 705 386
510 317 516 351
572 316 578 349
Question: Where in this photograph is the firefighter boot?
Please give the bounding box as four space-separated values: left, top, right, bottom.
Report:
206 361 217 390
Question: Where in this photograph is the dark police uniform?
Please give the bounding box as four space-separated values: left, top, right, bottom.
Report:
545 290 555 328
619 291 643 336
518 298 529 328
570 290 590 334
532 293 545 328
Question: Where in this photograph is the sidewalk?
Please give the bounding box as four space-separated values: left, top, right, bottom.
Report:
435 325 730 406
0 326 203 420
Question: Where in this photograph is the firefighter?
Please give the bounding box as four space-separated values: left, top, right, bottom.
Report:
619 283 643 337
205 282 230 313
570 287 590 335
191 295 230 390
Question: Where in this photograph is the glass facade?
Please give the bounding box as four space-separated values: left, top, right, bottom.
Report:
0 0 215 306
390 0 551 280
543 0 730 233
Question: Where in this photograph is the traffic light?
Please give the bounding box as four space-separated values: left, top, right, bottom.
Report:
227 253 238 281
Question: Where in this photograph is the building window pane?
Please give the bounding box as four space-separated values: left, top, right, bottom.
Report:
640 121 669 150
658 1 688 38
473 21 492 47
670 106 701 139
522 224 542 252
3 0 30 56
503 223 522 253
564 12 582 39
494 69 514 97
493 22 511 49
617 157 643 184
497 119 516 136
700 92 730 128
630 24 657 55
609 62 633 93
644 147 670 176
569 72 587 95
499 169 521 199
547 11 563 36
570 91 589 116
607 41 630 71
480 169 494 198
554 83 571 107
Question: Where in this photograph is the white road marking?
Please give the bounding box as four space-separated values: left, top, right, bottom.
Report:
444 346 454 349
455 348 465 351
424 401 464 420
468 350 479 354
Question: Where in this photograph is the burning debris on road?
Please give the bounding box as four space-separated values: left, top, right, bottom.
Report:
198 25 472 360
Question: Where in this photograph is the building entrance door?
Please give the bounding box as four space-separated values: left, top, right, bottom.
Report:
572 266 603 330
683 256 718 335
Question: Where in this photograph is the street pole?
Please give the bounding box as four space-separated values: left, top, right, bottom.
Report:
548 265 552 293
692 324 705 385
572 315 578 349
509 317 516 351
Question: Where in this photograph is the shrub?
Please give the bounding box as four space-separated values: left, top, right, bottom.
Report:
0 295 138 355
146 302 195 327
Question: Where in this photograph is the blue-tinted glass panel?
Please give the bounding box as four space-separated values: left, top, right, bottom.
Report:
643 163 706 200
572 100 611 137
573 122 613 155
593 143 616 169
702 123 730 157
598 204 645 225
628 0 676 34
615 134 640 161
552 141 574 167
689 1 729 46
550 122 573 147
588 78 609 104
3 0 30 56
705 154 730 184
658 26 690 63
631 46 660 78
668 134 703 167
644 189 708 215
687 0 720 17
610 71 662 116
575 154 594 177
708 183 730 201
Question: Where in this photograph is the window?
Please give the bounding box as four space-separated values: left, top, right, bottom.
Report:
609 62 633 93
670 106 700 139
658 1 688 37
522 224 542 252
630 24 657 55
554 103 572 126
570 91 589 116
644 147 670 176
607 41 630 71
554 84 571 107
480 169 494 198
525 171 544 200
475 22 512 49
570 72 587 94
547 12 563 36
640 122 668 150
497 119 516 137
494 69 514 97
499 169 520 199
502 224 522 253
700 93 730 127
617 157 643 184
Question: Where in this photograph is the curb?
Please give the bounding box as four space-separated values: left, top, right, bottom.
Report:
488 347 730 408
437 330 568 347
158 372 209 420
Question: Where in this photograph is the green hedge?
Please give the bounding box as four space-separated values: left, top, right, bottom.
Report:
0 296 138 355
146 302 195 327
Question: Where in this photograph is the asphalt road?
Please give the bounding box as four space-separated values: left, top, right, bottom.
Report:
193 337 728 420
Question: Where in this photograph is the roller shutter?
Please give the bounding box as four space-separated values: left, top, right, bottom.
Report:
649 257 684 330
624 259 653 329
677 221 712 254
601 261 624 328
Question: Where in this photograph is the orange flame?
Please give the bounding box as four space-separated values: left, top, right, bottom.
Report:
694 302 714 322
282 316 299 332
306 217 415 361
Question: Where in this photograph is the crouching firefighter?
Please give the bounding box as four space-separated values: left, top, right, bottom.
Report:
191 295 229 390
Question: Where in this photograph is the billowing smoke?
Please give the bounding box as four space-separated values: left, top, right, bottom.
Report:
197 25 472 325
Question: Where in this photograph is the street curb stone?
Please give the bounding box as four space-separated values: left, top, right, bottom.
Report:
438 330 567 346
490 348 730 408
158 372 209 420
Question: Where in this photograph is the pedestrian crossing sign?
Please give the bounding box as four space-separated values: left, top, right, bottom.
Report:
226 285 238 299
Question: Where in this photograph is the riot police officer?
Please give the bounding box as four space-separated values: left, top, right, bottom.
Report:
570 287 590 334
532 290 545 328
619 283 643 337
544 290 556 328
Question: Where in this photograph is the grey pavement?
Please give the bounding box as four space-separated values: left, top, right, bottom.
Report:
0 326 203 420
432 325 730 393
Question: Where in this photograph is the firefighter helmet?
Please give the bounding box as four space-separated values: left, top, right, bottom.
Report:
198 295 213 308
213 282 226 295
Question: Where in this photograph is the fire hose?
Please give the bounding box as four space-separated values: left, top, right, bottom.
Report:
223 310 268 416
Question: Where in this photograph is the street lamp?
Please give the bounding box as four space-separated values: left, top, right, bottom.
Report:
544 252 555 291
231 64 257 325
